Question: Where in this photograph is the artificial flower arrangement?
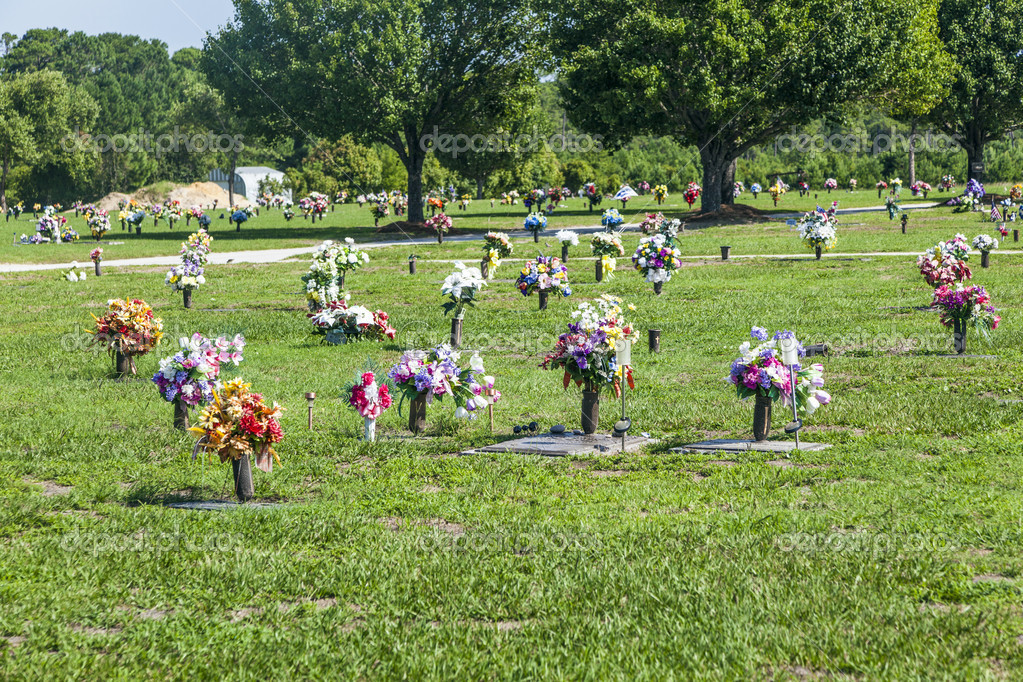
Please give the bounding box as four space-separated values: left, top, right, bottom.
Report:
848 179 857 190
231 210 248 226
442 261 487 319
126 210 147 229
427 196 446 213
973 234 999 253
307 295 397 344
632 234 682 286
797 181 809 194
940 175 956 191
150 204 164 224
300 192 330 216
61 225 80 242
998 223 1009 239
87 210 110 239
283 207 295 221
556 229 579 246
302 238 371 310
482 231 513 277
388 345 500 424
1010 184 1022 201
166 231 213 295
932 284 1000 344
948 179 986 212
188 206 204 224
459 194 471 210
750 183 762 197
371 201 390 225
90 248 103 263
346 370 393 441
889 177 903 192
541 295 637 432
824 178 837 191
795 204 838 252
89 297 164 373
591 232 626 279
524 213 547 239
601 208 624 229
734 181 745 198
910 181 932 196
529 188 547 209
152 333 245 409
653 185 669 203
769 181 785 204
683 182 701 208
36 209 66 242
515 255 571 298
425 212 451 241
726 327 831 420
190 377 283 476
585 184 602 207
639 213 663 235
60 262 88 282
917 234 972 287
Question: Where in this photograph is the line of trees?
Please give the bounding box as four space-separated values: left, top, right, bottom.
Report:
2 0 1023 213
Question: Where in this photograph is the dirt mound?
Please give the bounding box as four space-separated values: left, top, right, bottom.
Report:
684 203 776 225
96 182 251 212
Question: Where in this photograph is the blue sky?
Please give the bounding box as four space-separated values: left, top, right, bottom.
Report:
3 0 237 54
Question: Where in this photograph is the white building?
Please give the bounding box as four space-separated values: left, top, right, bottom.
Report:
208 166 291 203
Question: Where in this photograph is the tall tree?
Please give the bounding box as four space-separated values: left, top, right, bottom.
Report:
549 0 950 212
202 0 545 223
0 70 96 211
927 0 1023 182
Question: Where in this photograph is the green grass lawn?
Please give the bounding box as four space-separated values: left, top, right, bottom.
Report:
2 205 1023 678
0 189 957 266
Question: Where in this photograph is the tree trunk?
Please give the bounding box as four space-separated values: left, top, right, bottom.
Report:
698 141 731 214
405 147 426 224
0 155 7 214
227 149 238 208
907 121 917 187
720 158 737 206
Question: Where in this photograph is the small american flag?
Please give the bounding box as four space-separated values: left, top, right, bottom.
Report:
991 205 1002 222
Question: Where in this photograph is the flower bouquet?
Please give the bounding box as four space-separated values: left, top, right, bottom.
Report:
769 181 786 205
639 213 663 235
371 201 390 227
917 234 972 287
87 210 110 240
90 248 103 276
187 206 203 226
524 213 547 242
425 212 452 242
932 284 1000 354
166 203 184 228
230 210 248 229
190 377 283 501
885 194 901 220
516 255 570 309
824 178 837 192
153 333 245 428
302 238 370 310
683 182 701 208
482 231 512 277
591 232 625 281
36 210 66 242
308 296 397 344
556 229 579 261
126 210 146 233
346 371 393 441
165 261 206 294
89 297 164 376
283 207 295 221
442 262 486 346
427 196 446 215
1010 184 1022 201
910 181 932 197
601 208 624 229
848 179 857 191
541 295 637 433
726 327 830 440
459 194 471 210
973 233 998 268
750 183 762 198
653 185 668 204
60 226 80 242
795 205 838 258
183 231 213 264
60 262 88 283
734 181 745 198
940 175 956 191
876 180 888 198
388 346 499 433
632 234 681 293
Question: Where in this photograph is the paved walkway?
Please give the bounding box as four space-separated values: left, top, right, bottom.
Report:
0 201 963 274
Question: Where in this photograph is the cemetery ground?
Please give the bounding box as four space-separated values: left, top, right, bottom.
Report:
3 203 1023 678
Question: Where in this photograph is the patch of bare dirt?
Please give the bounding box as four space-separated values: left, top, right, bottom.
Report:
96 182 251 213
973 574 1013 584
684 203 776 225
24 479 72 496
589 470 630 478
379 517 402 532
418 518 465 536
420 485 444 494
